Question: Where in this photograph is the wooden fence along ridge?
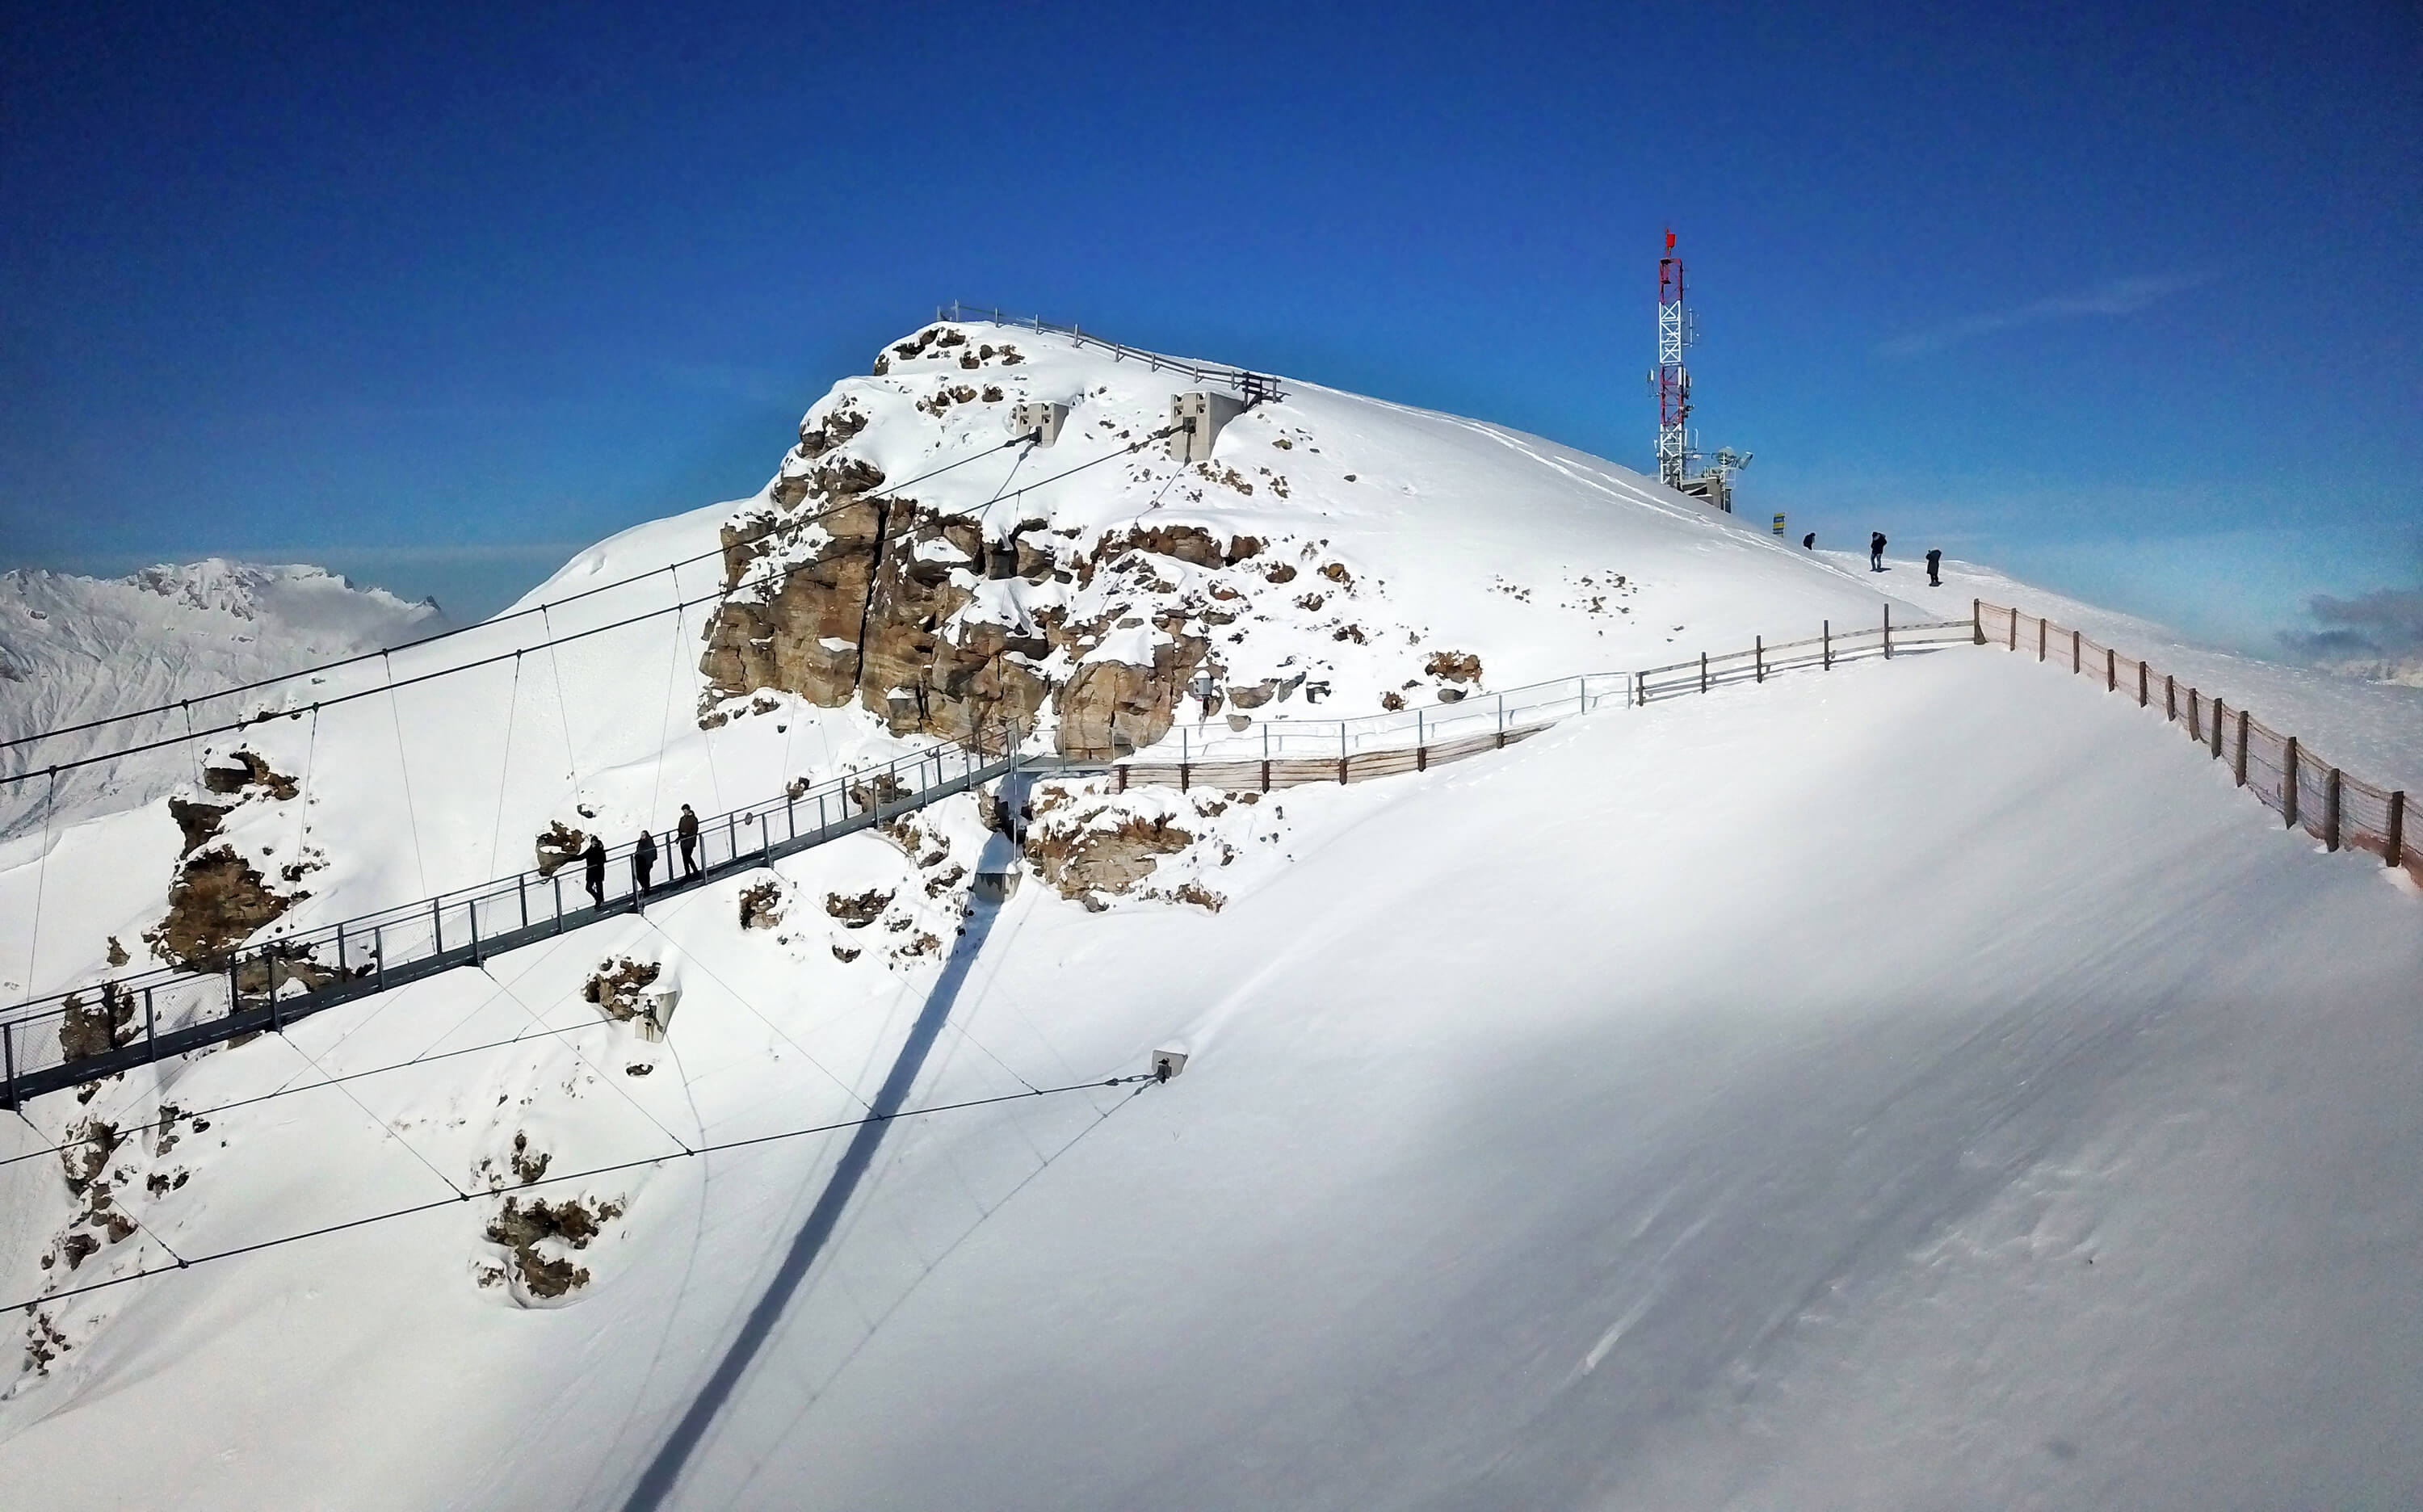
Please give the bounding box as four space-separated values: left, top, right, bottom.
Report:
1976 599 2421 888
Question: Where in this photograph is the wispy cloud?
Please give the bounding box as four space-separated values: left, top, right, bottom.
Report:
1879 271 2216 358
2278 586 2423 668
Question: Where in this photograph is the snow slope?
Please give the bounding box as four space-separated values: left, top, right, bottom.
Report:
1 322 2417 1509
0 649 2414 1509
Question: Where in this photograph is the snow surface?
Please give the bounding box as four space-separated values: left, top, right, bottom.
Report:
2 324 2418 1509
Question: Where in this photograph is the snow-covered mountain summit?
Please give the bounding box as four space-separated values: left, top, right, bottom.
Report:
1 321 2417 1510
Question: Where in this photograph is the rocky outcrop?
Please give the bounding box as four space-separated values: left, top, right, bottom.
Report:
145 846 300 968
697 329 1278 759
1056 632 1212 759
533 821 586 878
484 1195 624 1300
1027 810 1195 901
582 957 660 1021
57 986 137 1062
200 750 297 800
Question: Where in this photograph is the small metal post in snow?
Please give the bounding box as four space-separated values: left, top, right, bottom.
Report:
2283 736 2301 829
1883 604 1892 659
1823 620 1833 670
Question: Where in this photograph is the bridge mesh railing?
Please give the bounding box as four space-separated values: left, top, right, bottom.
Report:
5 608 1988 1101
1 736 1006 1099
1977 602 2420 887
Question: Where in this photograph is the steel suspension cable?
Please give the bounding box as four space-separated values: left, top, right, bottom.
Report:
6 1072 1159 1316
0 436 1041 766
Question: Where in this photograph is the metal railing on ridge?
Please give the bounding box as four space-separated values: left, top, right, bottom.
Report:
933 301 1283 402
1977 601 2420 888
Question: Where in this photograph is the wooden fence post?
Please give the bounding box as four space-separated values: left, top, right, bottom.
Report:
1755 636 1763 682
2072 628 2081 674
2038 617 2047 662
2008 607 2018 651
2188 689 2201 742
2324 767 2341 851
2234 707 2248 782
2389 792 2407 871
2165 674 2176 720
2282 736 2299 828
1700 652 1708 693
2138 661 2148 707
2106 647 2116 692
1824 620 1832 670
1884 605 1893 659
1972 598 1984 645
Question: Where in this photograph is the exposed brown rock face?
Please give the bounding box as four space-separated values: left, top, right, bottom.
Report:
533 821 586 878
168 798 230 857
1426 650 1484 683
582 957 661 1021
1056 632 1211 759
199 750 297 800
738 880 783 930
1027 811 1195 901
696 340 1269 758
145 846 300 968
485 1195 624 1299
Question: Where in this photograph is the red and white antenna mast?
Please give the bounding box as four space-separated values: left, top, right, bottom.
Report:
1654 228 1693 489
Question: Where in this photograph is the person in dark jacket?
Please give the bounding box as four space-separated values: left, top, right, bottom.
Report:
1869 531 1888 572
677 804 700 880
1802 531 1816 551
1925 548 1942 586
582 835 607 909
633 829 657 899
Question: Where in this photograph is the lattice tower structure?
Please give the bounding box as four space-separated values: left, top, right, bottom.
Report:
1656 229 1693 489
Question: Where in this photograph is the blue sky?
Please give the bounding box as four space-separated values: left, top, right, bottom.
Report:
3 1 2416 651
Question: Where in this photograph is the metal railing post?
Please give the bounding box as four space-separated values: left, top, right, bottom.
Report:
1883 604 1892 659
374 926 384 992
432 898 443 956
337 922 346 975
519 873 529 929
1699 652 1708 693
552 876 564 933
144 986 155 1053
2 1023 13 1111
1755 636 1763 682
1823 620 1832 670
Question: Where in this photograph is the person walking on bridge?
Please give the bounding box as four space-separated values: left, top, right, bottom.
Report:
1869 531 1888 572
633 829 658 901
582 835 607 909
678 804 700 880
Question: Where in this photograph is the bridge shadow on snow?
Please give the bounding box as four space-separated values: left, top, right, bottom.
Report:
622 897 1005 1511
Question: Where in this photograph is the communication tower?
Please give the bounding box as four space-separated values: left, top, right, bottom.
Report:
1648 229 1750 511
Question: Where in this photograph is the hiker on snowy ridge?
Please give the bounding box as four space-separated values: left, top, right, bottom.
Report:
1926 548 1942 586
1870 531 1888 572
678 804 700 880
633 829 657 899
582 835 607 909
